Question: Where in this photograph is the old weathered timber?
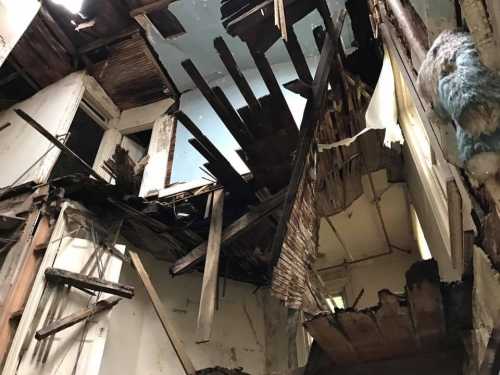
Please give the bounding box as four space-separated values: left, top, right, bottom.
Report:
171 190 284 275
130 251 197 375
35 297 121 340
270 10 346 268
44 268 135 299
196 189 224 343
213 37 262 118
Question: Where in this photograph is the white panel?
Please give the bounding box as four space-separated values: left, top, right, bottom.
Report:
0 0 40 67
117 99 174 134
0 72 86 188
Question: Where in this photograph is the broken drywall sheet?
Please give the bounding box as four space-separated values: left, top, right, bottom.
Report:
319 48 404 151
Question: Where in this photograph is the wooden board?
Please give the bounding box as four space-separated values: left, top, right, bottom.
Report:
196 189 224 343
130 251 196 375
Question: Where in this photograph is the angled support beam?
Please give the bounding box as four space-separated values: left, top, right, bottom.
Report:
35 297 121 340
130 251 197 375
214 37 262 117
196 189 224 343
249 49 298 139
130 0 178 17
171 190 284 275
181 59 249 143
284 27 313 83
269 10 346 269
14 109 108 184
44 268 135 299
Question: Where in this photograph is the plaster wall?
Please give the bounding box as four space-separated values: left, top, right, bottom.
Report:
0 72 85 188
99 251 275 375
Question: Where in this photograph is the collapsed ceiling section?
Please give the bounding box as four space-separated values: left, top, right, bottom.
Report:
0 0 179 111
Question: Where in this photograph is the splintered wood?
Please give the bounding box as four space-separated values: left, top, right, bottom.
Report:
304 260 448 366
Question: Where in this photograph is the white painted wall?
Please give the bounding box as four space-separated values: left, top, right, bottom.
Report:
0 0 39 67
100 250 269 375
117 99 175 134
0 72 85 188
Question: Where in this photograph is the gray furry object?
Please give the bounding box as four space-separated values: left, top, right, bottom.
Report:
417 30 500 138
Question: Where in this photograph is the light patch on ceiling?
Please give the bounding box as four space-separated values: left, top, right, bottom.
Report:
51 0 84 14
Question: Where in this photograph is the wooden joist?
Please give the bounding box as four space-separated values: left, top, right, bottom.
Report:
44 268 135 299
196 189 224 343
130 0 177 16
284 27 313 83
171 190 284 275
130 251 197 375
176 111 254 201
35 297 121 340
181 59 251 146
249 49 298 139
213 37 262 122
269 10 347 268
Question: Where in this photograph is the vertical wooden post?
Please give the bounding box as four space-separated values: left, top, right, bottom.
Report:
196 189 224 343
129 251 196 375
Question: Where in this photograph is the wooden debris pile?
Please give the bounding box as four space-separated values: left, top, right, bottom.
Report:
303 260 469 374
103 144 146 195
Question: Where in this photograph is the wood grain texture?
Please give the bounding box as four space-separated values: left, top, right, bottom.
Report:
196 189 224 343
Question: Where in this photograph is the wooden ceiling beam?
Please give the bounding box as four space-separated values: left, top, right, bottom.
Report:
129 0 178 17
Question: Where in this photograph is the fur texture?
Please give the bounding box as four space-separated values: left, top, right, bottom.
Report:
417 30 500 138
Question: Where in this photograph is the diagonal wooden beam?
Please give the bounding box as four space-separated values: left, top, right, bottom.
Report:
35 297 121 340
130 251 197 375
171 190 284 275
196 189 224 343
44 268 135 299
269 10 346 269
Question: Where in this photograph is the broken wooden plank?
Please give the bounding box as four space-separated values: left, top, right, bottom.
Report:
129 251 197 375
14 109 108 184
213 36 262 119
130 0 178 16
35 297 121 340
270 10 346 268
171 190 284 275
196 189 224 343
284 27 313 83
44 268 135 299
181 59 249 143
249 49 298 138
176 111 254 200
304 315 358 365
0 214 25 231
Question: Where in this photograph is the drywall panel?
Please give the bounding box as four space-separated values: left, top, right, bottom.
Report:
117 98 174 134
0 0 39 67
0 72 85 188
99 251 268 375
317 170 414 267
